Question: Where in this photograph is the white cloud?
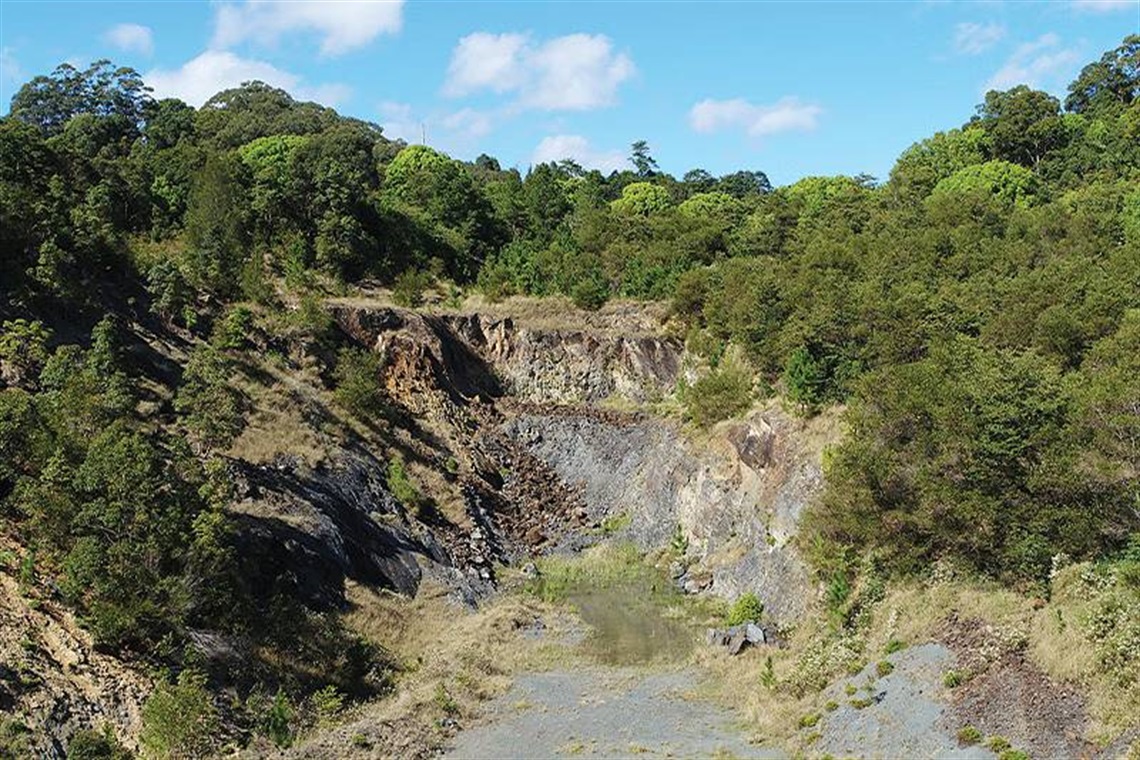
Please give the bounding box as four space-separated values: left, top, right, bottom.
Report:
378 101 420 143
441 108 494 140
146 50 351 107
444 32 530 96
212 0 404 56
444 32 635 111
377 102 494 146
689 97 822 137
532 134 630 173
1071 0 1136 11
952 22 1006 55
983 33 1081 92
105 23 154 57
1 47 23 86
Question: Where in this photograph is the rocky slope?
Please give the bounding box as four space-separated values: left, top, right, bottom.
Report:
0 551 150 756
331 302 833 624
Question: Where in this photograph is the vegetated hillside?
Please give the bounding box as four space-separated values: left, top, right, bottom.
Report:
0 35 1138 758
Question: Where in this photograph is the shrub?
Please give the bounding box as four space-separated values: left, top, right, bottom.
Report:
683 364 753 428
875 660 894 677
392 269 432 308
760 656 777 690
213 305 253 350
264 689 293 748
434 683 459 716
333 348 384 418
65 727 131 759
308 684 344 728
726 593 764 626
140 669 218 759
824 700 839 712
798 712 821 729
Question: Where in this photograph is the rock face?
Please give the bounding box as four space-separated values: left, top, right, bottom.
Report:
0 568 150 757
328 302 831 625
501 407 828 625
443 313 684 404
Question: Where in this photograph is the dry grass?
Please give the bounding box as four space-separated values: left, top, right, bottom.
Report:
227 366 333 467
341 581 590 730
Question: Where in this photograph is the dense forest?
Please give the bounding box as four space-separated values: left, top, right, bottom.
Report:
1 34 1139 756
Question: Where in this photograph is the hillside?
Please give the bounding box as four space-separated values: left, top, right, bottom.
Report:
1 35 1139 759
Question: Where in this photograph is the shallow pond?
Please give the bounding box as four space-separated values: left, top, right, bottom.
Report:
567 583 695 665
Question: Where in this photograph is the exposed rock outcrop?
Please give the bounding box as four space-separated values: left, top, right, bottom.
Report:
501 406 831 624
328 302 833 625
0 564 150 757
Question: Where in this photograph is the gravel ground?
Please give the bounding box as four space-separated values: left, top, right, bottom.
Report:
811 643 995 760
443 668 785 759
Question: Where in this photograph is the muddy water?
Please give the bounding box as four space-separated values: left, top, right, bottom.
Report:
567 584 695 665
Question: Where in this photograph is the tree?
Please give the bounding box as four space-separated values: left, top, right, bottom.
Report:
183 154 250 294
175 345 245 450
0 320 52 387
10 60 152 136
140 669 218 759
971 85 1066 167
682 168 716 194
1065 34 1140 115
610 182 671 216
717 170 772 198
889 128 989 201
783 346 826 414
677 192 746 226
630 140 659 177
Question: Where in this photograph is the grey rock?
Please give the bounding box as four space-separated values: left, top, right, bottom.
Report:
745 622 766 645
727 629 749 656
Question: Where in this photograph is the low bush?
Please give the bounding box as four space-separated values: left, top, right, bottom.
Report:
726 593 764 626
682 364 753 428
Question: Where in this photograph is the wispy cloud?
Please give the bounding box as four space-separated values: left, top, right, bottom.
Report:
105 23 155 57
983 33 1081 92
1 47 23 87
212 0 404 56
532 134 630 172
688 97 822 138
444 32 635 111
378 102 496 150
952 22 1006 55
146 50 351 107
1071 0 1136 12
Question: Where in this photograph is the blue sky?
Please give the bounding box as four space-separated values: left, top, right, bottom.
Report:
1 1 1137 185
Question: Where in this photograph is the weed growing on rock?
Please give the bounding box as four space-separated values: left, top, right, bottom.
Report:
998 749 1030 760
957 725 982 745
434 683 459 717
798 712 821 729
824 700 839 712
884 639 906 654
943 670 964 688
849 697 874 709
986 735 1011 752
875 660 894 677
